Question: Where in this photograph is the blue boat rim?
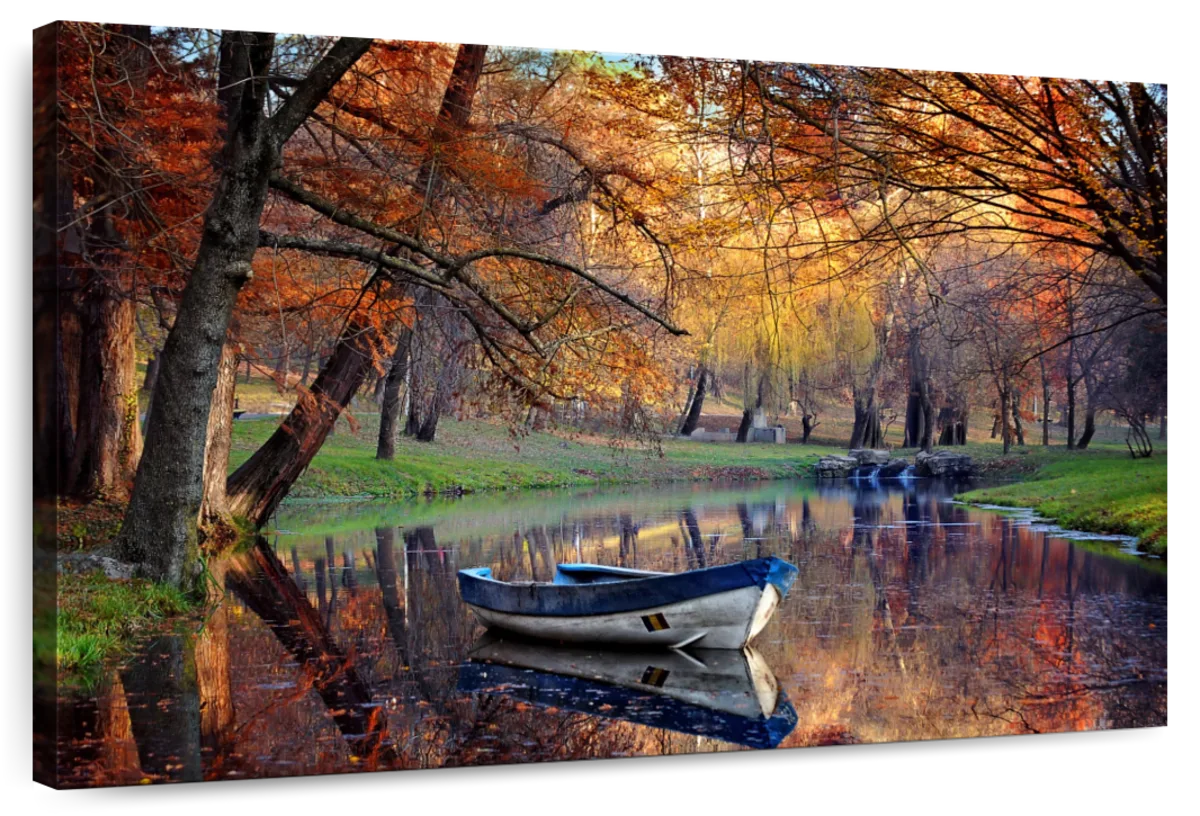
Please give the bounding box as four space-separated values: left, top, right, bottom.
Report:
457 556 799 617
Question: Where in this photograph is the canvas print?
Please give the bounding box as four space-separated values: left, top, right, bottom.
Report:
32 22 1167 788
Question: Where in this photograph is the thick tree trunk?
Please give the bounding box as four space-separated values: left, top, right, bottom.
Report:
737 374 766 444
116 34 370 585
62 285 144 499
417 402 443 442
936 402 967 446
376 326 412 459
678 367 706 436
735 409 754 443
1077 376 1098 449
902 337 927 449
116 33 279 585
1077 404 1098 449
227 320 379 527
199 342 239 529
849 390 883 450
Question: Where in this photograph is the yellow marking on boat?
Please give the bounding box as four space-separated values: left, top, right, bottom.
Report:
641 612 670 632
640 666 670 687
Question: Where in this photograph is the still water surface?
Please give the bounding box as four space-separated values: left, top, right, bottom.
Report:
56 479 1167 786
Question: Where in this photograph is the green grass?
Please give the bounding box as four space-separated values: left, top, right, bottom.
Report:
957 451 1167 556
229 414 843 499
56 571 195 687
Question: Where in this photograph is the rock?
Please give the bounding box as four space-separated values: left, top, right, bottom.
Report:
57 553 136 580
915 449 975 478
815 455 859 478
879 458 910 477
849 449 890 466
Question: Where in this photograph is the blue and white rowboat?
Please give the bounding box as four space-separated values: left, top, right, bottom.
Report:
457 556 799 650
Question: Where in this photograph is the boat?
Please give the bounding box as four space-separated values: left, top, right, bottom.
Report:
458 634 798 749
457 556 798 650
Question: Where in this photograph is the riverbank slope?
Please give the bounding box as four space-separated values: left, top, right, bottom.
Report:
956 451 1167 556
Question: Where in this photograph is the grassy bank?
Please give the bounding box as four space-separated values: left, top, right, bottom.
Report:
957 451 1167 556
229 414 843 498
231 413 1167 557
52 501 200 687
54 571 194 687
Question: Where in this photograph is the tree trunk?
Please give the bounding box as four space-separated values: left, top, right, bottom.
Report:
735 409 754 443
1159 412 1167 440
902 336 930 449
227 320 380 527
1040 358 1051 446
1066 374 1078 449
116 34 370 585
921 381 935 453
678 367 706 436
936 403 967 446
678 371 697 428
1011 388 1025 446
801 413 817 444
737 373 766 444
61 285 144 499
849 390 883 450
1077 376 1097 449
299 341 314 387
1077 404 1097 449
199 342 239 529
376 326 412 459
143 353 161 393
1000 388 1012 454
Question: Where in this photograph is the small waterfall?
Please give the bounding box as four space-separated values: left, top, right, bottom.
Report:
850 464 882 486
897 465 916 483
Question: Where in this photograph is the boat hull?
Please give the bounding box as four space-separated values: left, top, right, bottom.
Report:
466 583 781 649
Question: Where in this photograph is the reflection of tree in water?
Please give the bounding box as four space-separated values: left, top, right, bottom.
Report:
223 540 399 766
679 508 706 568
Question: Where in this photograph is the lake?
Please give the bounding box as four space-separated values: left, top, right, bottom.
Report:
55 479 1168 786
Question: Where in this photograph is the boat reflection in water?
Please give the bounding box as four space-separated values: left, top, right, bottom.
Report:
458 634 798 750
